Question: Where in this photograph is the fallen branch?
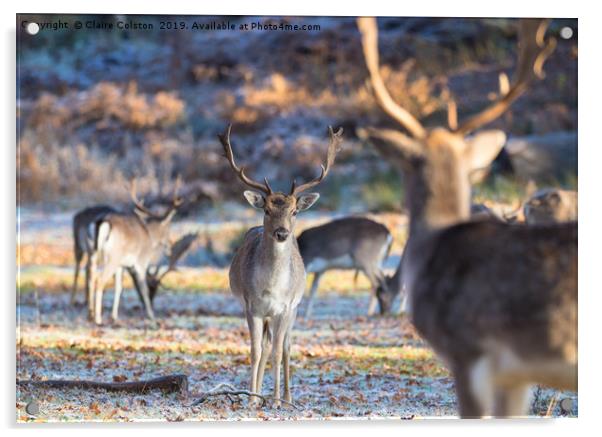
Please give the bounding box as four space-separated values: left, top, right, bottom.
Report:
189 382 302 410
17 376 302 411
17 374 188 395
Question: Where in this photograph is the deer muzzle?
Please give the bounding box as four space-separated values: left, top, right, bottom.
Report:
273 227 290 242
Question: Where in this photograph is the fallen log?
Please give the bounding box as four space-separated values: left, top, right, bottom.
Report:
17 374 189 395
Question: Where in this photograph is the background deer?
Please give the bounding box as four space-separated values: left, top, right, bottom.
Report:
524 188 577 224
297 216 393 317
357 17 576 417
145 232 199 299
221 124 342 406
88 181 182 325
71 205 117 306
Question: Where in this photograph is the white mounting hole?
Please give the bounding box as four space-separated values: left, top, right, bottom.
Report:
26 22 40 35
560 26 573 40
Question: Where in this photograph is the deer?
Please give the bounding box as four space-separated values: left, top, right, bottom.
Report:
71 205 117 306
523 188 577 224
296 216 393 318
220 124 342 406
375 204 503 315
357 17 576 418
88 180 182 325
145 232 199 299
71 204 193 309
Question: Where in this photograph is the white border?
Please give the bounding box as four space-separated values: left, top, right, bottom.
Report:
3 1 600 436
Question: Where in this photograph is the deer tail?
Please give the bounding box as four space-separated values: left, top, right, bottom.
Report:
94 220 111 253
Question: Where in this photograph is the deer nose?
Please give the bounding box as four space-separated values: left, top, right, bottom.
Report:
274 227 290 242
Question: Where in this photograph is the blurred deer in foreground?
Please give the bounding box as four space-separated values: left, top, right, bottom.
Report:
358 18 576 417
88 180 182 325
297 216 393 317
376 203 502 315
524 188 577 224
221 124 342 406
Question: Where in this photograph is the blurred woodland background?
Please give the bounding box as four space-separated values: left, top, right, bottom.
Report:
18 15 577 213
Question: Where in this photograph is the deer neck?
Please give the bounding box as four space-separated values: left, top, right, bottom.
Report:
406 150 471 238
258 230 294 270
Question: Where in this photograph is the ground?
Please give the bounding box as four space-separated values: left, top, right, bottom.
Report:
16 209 577 422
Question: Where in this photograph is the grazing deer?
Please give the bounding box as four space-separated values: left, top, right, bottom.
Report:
146 232 199 299
297 216 393 317
376 204 501 315
524 188 577 224
220 124 342 406
71 205 117 305
88 181 182 325
358 18 576 417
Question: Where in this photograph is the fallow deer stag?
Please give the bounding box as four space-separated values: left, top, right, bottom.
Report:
88 180 182 325
297 216 393 317
220 124 342 406
358 17 576 417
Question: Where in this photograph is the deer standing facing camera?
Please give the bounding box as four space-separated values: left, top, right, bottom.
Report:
220 124 342 406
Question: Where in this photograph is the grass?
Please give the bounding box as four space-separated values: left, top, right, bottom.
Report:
18 266 385 295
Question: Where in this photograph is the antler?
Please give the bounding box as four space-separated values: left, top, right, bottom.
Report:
291 126 343 196
130 179 161 218
130 177 183 221
147 232 198 290
357 17 427 140
456 19 556 135
161 175 184 221
218 124 273 195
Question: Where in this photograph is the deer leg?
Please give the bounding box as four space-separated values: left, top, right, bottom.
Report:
493 384 532 418
246 313 263 406
132 267 155 321
271 314 288 407
94 264 115 325
304 271 323 318
111 267 124 321
70 251 83 305
87 252 98 320
283 327 293 403
256 320 272 395
453 359 490 418
362 268 383 316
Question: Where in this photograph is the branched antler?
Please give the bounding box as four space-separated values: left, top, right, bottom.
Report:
130 177 183 221
147 232 198 291
456 19 557 135
218 125 273 195
290 126 343 196
358 18 556 140
357 17 427 140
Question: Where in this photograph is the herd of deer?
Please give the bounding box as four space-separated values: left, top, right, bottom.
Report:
66 18 577 417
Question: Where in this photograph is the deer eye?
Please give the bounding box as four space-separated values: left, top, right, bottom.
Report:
292 210 298 216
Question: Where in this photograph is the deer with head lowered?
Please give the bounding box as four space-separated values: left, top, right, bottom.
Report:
358 18 576 417
220 124 342 406
88 180 183 325
297 216 393 318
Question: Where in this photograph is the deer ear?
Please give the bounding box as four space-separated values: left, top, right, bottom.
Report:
464 130 506 172
243 190 265 209
297 193 320 211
